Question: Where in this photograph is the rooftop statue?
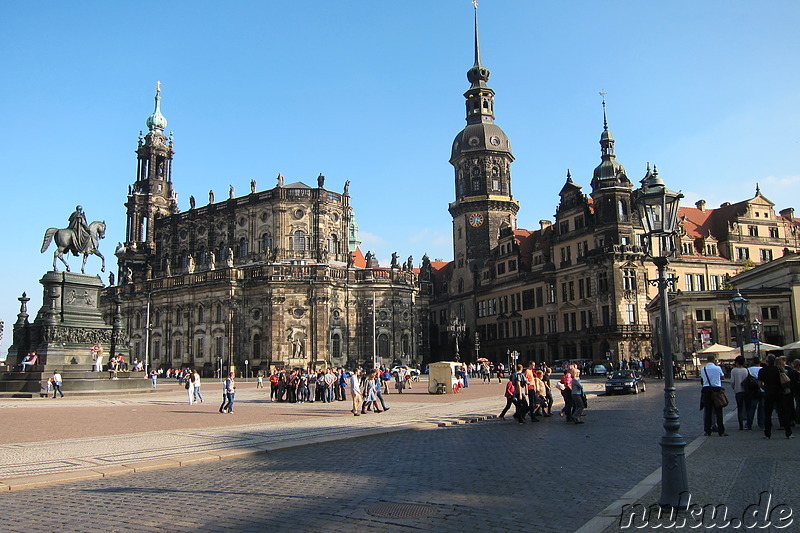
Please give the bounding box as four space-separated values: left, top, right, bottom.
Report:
41 206 106 273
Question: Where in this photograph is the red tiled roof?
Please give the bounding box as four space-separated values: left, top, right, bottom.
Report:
350 247 366 268
429 261 452 289
679 206 714 240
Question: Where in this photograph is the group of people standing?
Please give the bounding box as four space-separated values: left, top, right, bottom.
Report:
268 368 348 403
723 354 799 439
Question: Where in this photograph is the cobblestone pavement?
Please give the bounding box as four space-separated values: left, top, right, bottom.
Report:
599 408 800 533
0 379 718 532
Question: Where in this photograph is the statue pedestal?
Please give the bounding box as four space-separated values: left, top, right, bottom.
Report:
32 271 113 368
0 272 152 396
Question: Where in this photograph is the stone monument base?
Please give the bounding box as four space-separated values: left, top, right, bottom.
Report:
1 271 144 396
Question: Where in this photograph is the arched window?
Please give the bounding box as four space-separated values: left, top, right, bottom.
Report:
402 334 410 357
292 230 306 251
175 307 182 326
154 310 161 327
198 248 207 265
180 250 188 268
216 304 223 323
238 237 248 258
252 334 261 359
261 233 272 252
332 333 341 359
378 333 389 359
197 305 204 323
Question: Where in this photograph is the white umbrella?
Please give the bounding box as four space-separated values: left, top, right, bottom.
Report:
741 342 782 352
780 341 800 350
697 343 736 354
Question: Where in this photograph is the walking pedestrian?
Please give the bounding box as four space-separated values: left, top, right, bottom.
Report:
219 371 235 414
192 369 203 403
374 370 389 411
149 369 158 388
187 370 196 405
700 355 727 436
558 369 574 422
570 369 586 424
511 364 529 424
758 355 793 439
362 369 382 413
730 355 750 430
747 357 766 430
51 370 64 398
499 375 517 419
349 368 363 416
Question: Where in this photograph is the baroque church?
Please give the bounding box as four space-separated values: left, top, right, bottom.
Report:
426 11 800 366
105 87 428 375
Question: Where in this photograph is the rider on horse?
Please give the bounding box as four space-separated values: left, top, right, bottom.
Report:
68 206 92 256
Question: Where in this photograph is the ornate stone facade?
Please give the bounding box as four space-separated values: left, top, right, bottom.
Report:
105 87 428 374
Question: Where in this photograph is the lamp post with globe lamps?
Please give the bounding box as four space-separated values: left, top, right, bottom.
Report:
633 166 688 509
729 290 749 364
752 317 762 362
447 316 465 362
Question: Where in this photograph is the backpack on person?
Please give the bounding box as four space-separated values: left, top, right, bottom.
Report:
743 374 760 397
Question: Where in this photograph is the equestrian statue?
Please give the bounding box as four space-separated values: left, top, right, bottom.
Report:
41 205 106 274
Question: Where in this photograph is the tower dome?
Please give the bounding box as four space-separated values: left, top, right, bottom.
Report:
146 83 168 133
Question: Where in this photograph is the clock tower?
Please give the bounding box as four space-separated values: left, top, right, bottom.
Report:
449 7 518 289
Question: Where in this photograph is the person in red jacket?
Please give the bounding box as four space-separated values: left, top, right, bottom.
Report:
499 377 518 419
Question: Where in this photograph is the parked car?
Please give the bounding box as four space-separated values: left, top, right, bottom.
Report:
592 364 608 376
391 366 420 376
604 370 646 395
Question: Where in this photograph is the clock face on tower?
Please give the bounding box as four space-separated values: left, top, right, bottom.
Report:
468 213 484 227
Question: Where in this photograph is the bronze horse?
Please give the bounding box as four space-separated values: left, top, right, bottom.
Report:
41 220 106 274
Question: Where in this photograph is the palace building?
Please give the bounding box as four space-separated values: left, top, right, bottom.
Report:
426 12 800 367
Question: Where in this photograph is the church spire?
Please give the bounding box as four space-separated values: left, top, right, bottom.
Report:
599 91 614 157
467 1 490 90
591 92 629 189
146 81 168 134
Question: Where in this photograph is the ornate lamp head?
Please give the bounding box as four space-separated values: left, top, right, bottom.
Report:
633 165 683 257
729 290 749 325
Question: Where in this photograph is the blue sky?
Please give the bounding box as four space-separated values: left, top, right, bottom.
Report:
1 1 799 356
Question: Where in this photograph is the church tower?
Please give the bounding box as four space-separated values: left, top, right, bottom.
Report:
449 7 518 290
589 97 635 247
121 84 178 280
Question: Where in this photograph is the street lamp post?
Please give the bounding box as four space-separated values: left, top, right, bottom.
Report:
729 290 749 363
447 316 465 362
752 317 761 363
633 166 688 509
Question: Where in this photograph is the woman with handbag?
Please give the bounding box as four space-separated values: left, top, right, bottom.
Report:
758 355 793 439
700 355 728 437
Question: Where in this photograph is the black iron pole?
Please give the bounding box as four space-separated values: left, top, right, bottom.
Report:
655 256 690 508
